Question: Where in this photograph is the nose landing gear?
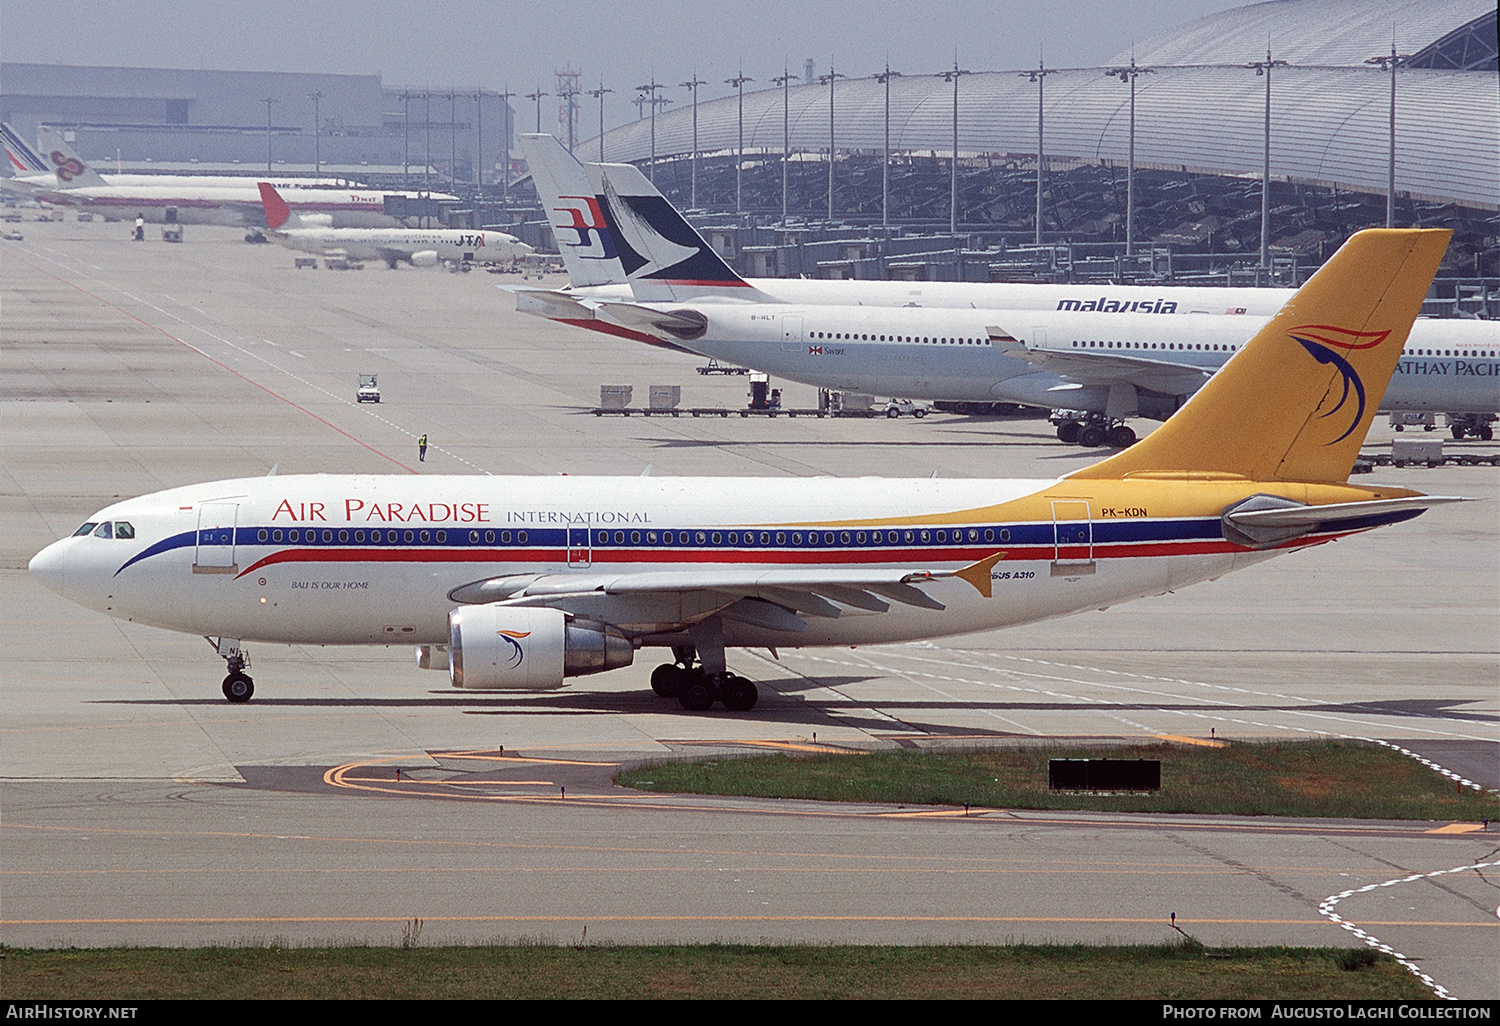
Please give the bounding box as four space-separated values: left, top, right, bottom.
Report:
209 637 255 703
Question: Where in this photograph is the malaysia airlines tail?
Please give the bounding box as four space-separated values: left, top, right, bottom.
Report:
35 126 108 188
1070 228 1452 485
520 133 630 289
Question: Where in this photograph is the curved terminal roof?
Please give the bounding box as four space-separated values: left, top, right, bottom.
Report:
590 0 1499 210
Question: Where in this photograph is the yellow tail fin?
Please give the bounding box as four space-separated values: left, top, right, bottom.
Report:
1069 228 1450 484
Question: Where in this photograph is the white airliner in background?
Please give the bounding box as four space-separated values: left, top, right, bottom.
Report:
6 126 455 229
2 123 358 193
516 136 1498 446
29 229 1464 711
258 183 532 268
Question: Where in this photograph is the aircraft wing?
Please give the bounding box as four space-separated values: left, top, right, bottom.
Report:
987 326 1211 396
448 554 1007 633
374 245 414 265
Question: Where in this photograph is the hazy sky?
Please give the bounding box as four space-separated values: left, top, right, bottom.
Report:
3 1 1250 114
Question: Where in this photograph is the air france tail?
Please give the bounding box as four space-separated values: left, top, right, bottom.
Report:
2 122 49 173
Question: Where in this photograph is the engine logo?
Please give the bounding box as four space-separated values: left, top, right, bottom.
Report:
495 629 531 668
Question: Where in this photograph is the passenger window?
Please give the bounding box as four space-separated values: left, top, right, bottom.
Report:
93 522 113 539
74 523 98 537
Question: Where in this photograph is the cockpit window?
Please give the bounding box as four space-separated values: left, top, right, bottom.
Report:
92 522 113 539
114 522 135 539
73 523 98 537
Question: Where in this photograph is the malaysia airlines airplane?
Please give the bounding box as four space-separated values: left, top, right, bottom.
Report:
516 136 1496 444
257 183 533 268
30 229 1463 711
9 127 455 229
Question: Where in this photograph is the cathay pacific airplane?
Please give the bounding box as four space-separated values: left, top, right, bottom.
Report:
515 136 1497 446
258 183 533 268
30 229 1463 711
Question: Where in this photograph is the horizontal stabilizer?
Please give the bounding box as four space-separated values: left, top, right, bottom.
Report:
1221 494 1471 548
597 301 707 339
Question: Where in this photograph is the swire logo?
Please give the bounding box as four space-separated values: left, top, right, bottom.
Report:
1289 324 1389 444
496 629 531 668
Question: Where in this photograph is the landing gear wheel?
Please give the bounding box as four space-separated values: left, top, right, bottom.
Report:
1451 425 1467 440
222 673 254 703
677 675 715 711
1056 421 1081 444
1480 425 1494 441
721 675 759 712
1077 424 1107 448
1108 425 1137 448
650 663 685 697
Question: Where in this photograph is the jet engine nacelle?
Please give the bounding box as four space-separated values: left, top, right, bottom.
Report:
448 605 634 690
410 249 439 268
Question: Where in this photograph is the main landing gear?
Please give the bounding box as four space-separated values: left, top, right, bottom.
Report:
210 637 255 703
1052 413 1136 449
651 660 759 712
649 633 759 712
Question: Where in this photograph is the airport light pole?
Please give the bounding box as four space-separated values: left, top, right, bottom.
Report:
470 90 483 192
1366 44 1408 228
1107 58 1152 258
818 65 844 222
449 90 458 189
635 79 665 184
681 75 708 209
558 83 580 153
772 68 794 223
263 97 276 173
496 88 515 204
401 92 411 188
874 64 901 228
587 84 612 162
941 62 969 237
1022 58 1055 246
726 71 754 213
525 89 548 134
1246 49 1288 270
308 90 322 176
423 91 432 195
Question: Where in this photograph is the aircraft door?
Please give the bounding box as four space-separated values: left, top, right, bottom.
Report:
1050 500 1096 576
780 316 804 353
568 527 592 568
194 502 239 574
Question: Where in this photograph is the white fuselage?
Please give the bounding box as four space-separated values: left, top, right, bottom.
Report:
31 473 1335 654
271 227 532 265
584 298 1500 416
27 182 457 228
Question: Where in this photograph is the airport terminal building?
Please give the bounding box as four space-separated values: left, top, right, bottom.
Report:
0 64 515 184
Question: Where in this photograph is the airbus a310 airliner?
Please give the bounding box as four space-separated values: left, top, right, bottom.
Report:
29 229 1463 711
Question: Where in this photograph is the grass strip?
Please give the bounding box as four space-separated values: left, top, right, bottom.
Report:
616 740 1499 820
0 942 1432 1000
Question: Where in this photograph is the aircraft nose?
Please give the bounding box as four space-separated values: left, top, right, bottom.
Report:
28 539 68 596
